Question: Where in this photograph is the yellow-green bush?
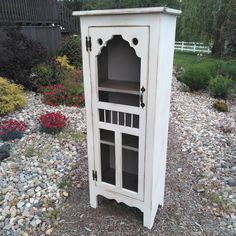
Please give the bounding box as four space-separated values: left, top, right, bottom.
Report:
0 77 27 115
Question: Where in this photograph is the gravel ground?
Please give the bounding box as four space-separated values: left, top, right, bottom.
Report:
0 77 236 235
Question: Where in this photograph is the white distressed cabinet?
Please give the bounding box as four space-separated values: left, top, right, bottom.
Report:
73 7 181 229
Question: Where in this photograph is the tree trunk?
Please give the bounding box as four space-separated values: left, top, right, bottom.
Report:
211 1 226 57
212 33 225 57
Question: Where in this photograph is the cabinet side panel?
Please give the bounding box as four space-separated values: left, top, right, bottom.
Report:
80 18 97 204
144 15 160 211
152 15 177 210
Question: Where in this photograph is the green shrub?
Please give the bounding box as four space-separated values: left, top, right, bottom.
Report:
213 101 229 112
58 36 82 68
31 55 76 90
31 59 64 90
208 76 234 99
0 27 47 89
0 77 27 115
203 61 225 78
181 64 211 90
221 61 236 81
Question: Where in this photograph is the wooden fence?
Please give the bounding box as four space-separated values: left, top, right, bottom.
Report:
175 41 211 54
0 0 59 24
0 0 80 34
58 4 80 34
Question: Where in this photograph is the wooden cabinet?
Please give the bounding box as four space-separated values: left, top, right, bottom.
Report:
73 7 181 229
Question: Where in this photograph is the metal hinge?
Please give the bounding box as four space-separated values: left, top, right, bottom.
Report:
92 170 97 181
86 36 92 51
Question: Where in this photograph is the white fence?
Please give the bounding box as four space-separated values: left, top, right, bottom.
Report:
175 41 211 54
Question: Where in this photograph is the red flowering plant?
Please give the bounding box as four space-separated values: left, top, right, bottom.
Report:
39 70 85 107
0 119 27 141
38 112 69 134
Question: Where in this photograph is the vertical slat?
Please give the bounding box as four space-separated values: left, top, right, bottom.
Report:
111 111 113 124
0 0 5 21
117 112 119 126
23 0 27 20
131 114 134 128
18 0 23 20
7 0 12 21
24 0 29 21
12 0 17 21
20 0 24 21
104 110 106 123
124 113 126 126
3 0 8 21
115 132 122 190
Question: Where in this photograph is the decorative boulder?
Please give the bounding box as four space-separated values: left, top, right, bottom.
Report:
0 144 11 161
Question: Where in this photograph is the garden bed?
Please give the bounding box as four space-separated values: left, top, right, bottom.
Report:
0 92 86 235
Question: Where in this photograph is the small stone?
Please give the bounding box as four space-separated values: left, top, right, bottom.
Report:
0 144 11 161
30 218 42 227
177 168 182 172
17 201 25 209
197 147 203 154
2 187 9 194
35 186 42 192
22 232 29 236
62 191 69 197
22 210 31 217
231 166 236 173
197 189 205 193
10 206 17 217
227 178 236 187
25 202 31 208
45 228 53 235
47 169 54 176
27 188 35 197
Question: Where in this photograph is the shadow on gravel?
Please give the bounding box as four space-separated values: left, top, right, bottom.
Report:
53 124 231 236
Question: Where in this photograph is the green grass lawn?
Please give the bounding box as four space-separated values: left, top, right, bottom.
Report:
173 51 229 69
174 51 215 69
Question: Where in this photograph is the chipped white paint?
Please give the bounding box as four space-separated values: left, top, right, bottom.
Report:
75 7 180 229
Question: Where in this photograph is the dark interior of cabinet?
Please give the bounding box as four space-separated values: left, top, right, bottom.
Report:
122 134 139 192
97 35 141 106
99 91 140 107
100 129 115 185
122 148 138 192
101 143 115 185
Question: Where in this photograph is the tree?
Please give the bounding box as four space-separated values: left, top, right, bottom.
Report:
59 0 83 11
178 0 236 57
73 0 180 10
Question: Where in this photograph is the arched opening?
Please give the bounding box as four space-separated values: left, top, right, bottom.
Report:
97 35 141 107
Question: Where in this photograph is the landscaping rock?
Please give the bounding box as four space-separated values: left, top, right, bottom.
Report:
0 144 11 161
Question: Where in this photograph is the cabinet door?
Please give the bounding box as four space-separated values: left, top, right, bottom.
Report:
88 27 149 201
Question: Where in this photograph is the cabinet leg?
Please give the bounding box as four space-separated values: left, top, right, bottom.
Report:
90 194 98 208
143 209 155 229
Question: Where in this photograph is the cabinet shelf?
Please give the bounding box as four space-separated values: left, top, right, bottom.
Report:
100 141 138 152
98 80 140 95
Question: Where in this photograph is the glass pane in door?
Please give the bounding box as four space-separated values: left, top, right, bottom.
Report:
100 129 115 185
122 134 139 192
